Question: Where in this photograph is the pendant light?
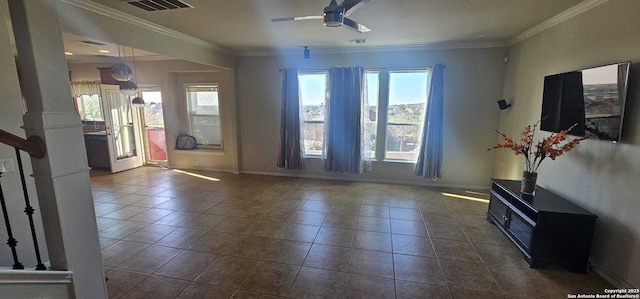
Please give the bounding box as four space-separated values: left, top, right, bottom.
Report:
131 96 145 107
117 46 139 97
110 45 132 81
110 63 132 81
119 80 138 96
128 48 145 107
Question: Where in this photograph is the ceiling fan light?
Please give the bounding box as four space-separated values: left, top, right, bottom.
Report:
119 81 138 96
110 63 133 81
324 13 343 27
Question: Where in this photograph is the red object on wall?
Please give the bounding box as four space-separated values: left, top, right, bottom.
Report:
147 128 167 161
97 67 118 85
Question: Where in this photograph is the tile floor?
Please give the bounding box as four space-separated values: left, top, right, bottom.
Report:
93 167 612 298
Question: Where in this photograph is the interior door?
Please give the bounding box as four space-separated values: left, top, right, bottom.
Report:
101 85 144 173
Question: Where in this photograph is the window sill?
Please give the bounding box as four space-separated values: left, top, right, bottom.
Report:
174 149 226 156
304 155 411 164
382 159 416 164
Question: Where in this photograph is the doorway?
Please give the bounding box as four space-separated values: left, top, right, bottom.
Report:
139 87 167 166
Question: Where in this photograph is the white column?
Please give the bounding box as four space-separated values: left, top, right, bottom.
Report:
8 1 107 298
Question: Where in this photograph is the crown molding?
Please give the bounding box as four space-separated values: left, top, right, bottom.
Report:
59 0 236 56
508 0 609 45
65 55 176 64
60 0 606 59
238 41 509 57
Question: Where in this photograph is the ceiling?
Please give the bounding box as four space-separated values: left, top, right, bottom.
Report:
62 32 163 61
84 0 585 53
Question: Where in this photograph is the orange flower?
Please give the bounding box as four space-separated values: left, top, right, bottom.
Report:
488 120 583 172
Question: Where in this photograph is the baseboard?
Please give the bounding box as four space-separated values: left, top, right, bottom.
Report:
0 268 73 284
238 170 489 191
590 262 635 288
164 166 490 190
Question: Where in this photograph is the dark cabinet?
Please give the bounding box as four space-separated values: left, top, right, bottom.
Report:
487 179 597 273
84 133 110 170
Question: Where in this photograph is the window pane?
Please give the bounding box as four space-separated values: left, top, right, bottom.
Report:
386 124 421 161
386 71 429 161
187 86 219 115
299 73 327 121
365 71 379 158
191 115 221 146
299 72 327 155
141 91 164 127
186 85 221 146
105 90 137 160
79 95 104 121
303 122 324 156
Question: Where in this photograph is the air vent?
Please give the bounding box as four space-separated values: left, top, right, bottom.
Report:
122 0 192 11
78 40 107 46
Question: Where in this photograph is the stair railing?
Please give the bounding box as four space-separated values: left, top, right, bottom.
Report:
0 129 47 270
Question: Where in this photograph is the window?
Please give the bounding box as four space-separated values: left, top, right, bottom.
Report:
76 94 104 121
364 71 379 158
299 72 328 156
296 68 430 162
186 84 222 147
385 70 429 161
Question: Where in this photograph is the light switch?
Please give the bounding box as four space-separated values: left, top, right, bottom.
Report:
0 159 14 172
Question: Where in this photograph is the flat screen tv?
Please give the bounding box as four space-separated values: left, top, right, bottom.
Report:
540 62 631 142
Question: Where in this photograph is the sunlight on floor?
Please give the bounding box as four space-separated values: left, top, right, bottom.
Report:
441 192 489 203
172 169 220 181
464 190 489 197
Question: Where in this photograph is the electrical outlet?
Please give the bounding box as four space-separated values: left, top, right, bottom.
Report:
195 160 199 167
0 159 14 172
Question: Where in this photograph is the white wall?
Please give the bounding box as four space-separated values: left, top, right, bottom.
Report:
68 59 239 172
494 0 640 287
0 0 48 269
236 48 507 188
56 1 235 69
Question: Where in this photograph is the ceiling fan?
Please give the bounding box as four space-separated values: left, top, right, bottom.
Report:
271 0 371 33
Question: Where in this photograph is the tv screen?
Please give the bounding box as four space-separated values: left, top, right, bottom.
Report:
540 62 630 142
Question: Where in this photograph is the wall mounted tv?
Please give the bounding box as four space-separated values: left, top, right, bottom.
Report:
540 62 631 142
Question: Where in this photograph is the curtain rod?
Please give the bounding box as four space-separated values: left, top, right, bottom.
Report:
278 65 445 72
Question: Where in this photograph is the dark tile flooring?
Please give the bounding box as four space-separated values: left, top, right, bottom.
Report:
93 167 612 298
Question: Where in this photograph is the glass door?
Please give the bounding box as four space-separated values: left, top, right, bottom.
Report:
139 87 167 165
101 85 144 173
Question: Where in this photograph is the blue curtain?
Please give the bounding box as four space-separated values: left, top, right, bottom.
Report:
323 66 370 174
277 68 304 169
414 64 444 179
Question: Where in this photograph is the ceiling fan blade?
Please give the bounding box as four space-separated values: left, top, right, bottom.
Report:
343 17 371 33
341 0 369 16
271 16 324 22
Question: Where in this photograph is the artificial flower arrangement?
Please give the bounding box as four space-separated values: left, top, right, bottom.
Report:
489 120 584 172
488 119 584 194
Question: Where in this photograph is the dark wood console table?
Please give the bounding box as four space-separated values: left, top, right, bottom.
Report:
487 179 597 273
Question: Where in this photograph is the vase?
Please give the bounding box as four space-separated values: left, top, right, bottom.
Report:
521 171 538 195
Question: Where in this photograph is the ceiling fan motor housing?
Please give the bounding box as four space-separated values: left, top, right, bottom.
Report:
323 4 343 27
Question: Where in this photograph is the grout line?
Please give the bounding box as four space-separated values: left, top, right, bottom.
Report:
417 198 454 299
96 167 507 298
